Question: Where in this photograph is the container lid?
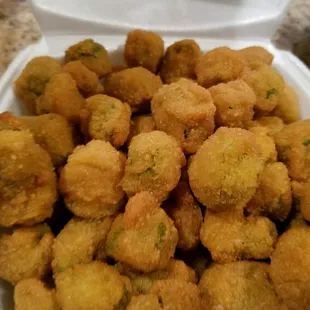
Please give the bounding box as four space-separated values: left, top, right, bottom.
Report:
31 0 291 40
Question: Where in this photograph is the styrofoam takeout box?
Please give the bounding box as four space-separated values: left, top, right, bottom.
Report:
1 0 310 308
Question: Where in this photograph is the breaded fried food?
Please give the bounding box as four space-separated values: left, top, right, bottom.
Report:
164 182 202 251
270 226 310 310
247 126 277 162
0 111 26 131
127 295 163 310
116 259 197 295
121 131 185 201
188 127 264 211
209 80 256 128
15 56 61 113
160 39 201 84
104 67 163 112
199 261 282 310
52 217 113 273
151 78 216 154
0 224 53 285
242 65 285 113
272 83 301 124
19 113 75 166
239 46 274 69
149 279 202 309
80 94 131 148
127 114 156 144
195 47 247 88
274 120 310 181
124 29 164 73
55 262 131 310
253 116 285 136
36 72 85 124
63 60 104 96
200 211 277 263
291 181 310 221
59 140 125 218
0 130 57 227
106 192 178 272
65 39 112 77
14 278 58 310
247 162 292 220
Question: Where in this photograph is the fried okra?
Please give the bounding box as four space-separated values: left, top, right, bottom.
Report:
246 162 292 220
121 131 185 201
124 29 164 73
149 279 201 309
0 130 57 227
253 116 285 136
160 39 201 84
195 47 247 88
59 140 125 218
270 226 310 310
19 113 75 166
52 217 113 273
200 211 277 263
151 78 216 154
14 278 58 310
15 56 61 113
188 127 264 212
127 114 156 144
106 192 178 272
248 126 277 162
104 67 162 112
55 262 130 310
116 258 197 295
239 46 274 69
63 60 104 96
242 65 285 113
274 120 310 181
272 83 301 124
128 279 201 310
291 181 310 221
164 182 202 251
209 80 256 128
36 72 85 124
0 225 53 285
65 39 112 77
199 261 282 310
80 94 131 148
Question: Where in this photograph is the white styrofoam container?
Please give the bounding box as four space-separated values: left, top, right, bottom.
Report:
1 0 310 308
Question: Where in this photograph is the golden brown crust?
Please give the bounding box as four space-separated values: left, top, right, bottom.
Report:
0 225 54 285
65 39 111 77
270 226 310 310
239 46 274 69
59 140 125 218
160 39 201 84
209 80 256 128
195 47 247 88
14 56 61 113
0 130 57 227
121 131 185 202
36 72 85 124
124 29 164 73
151 78 216 154
200 211 278 263
199 261 282 310
80 94 131 148
189 127 264 211
104 67 162 112
14 278 58 310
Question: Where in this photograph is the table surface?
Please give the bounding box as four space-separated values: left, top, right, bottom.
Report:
0 0 309 74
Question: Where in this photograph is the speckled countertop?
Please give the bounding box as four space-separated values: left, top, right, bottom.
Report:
0 0 310 74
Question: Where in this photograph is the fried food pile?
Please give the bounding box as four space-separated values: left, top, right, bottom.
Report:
0 28 308 310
